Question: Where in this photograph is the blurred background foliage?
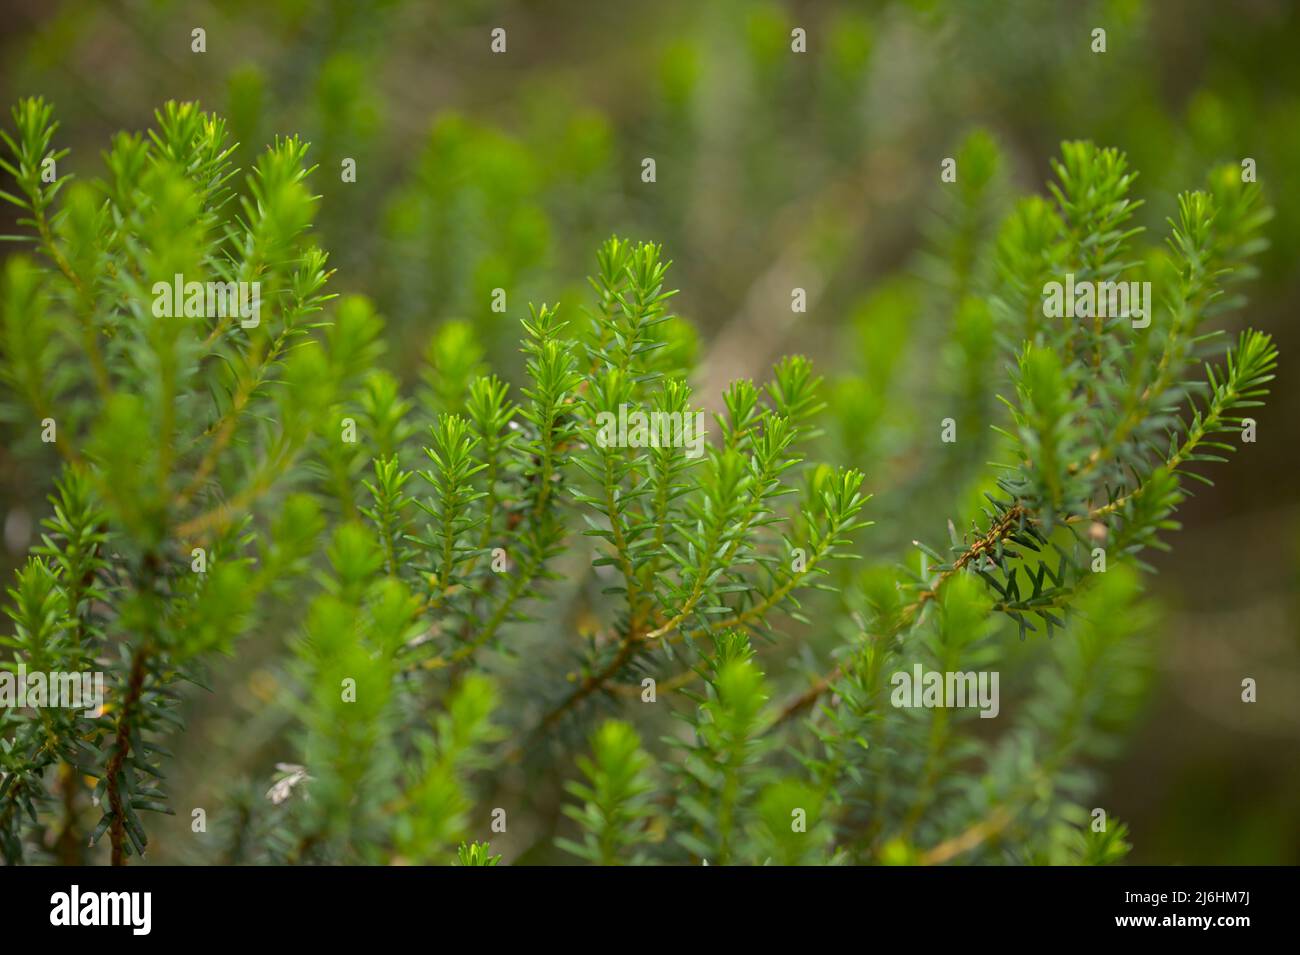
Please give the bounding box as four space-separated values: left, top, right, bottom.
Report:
1 0 1297 863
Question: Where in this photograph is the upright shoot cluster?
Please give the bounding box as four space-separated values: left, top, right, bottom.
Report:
0 102 1277 866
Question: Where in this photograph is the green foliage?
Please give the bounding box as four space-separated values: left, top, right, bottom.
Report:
0 98 357 864
0 101 1279 867
670 638 773 865
456 840 502 866
557 720 659 865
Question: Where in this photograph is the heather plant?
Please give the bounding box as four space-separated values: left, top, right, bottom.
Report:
0 98 371 863
0 100 1277 866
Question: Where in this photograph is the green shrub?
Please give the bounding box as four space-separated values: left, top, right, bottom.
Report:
0 99 1276 865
